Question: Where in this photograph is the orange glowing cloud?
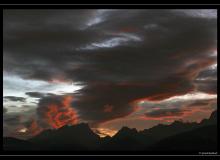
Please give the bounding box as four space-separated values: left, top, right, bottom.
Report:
93 128 117 137
44 96 78 129
28 119 43 136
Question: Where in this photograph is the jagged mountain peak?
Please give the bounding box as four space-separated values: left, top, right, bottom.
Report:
210 110 217 120
59 123 92 133
4 110 217 151
118 126 138 134
113 126 138 139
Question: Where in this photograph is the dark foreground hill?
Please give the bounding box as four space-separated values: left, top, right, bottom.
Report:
29 123 101 150
3 110 217 151
148 125 217 151
3 137 36 150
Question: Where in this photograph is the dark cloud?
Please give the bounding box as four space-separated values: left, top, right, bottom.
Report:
3 114 22 126
4 10 217 82
140 97 216 123
144 108 185 118
186 99 217 109
72 80 193 126
3 107 42 139
3 107 8 114
4 96 26 102
3 126 11 137
25 92 57 100
25 92 46 98
142 104 215 123
194 66 217 94
6 105 17 108
195 79 217 94
3 9 217 126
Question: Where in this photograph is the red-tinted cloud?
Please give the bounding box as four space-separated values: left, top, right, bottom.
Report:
103 104 114 113
37 95 78 129
27 119 43 136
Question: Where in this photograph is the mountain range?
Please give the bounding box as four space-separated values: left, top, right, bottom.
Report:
3 110 217 151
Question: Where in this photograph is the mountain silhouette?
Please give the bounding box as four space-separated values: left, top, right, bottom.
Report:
200 110 217 126
137 121 199 148
210 110 217 120
29 123 100 150
100 127 141 150
3 110 217 151
148 124 217 151
3 137 36 150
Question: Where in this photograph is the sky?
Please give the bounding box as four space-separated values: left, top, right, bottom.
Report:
3 9 217 139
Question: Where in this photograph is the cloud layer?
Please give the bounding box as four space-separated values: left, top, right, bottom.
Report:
3 9 217 134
